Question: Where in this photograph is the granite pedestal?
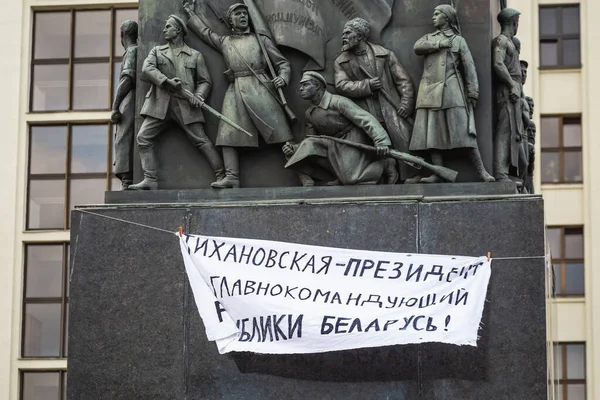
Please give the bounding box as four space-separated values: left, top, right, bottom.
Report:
68 192 546 400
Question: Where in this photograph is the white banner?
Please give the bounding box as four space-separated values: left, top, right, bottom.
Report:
179 234 491 355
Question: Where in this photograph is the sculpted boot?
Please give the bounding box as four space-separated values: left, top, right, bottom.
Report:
420 151 444 183
211 147 239 189
197 143 225 183
470 149 495 182
127 147 158 190
384 158 399 184
298 173 315 187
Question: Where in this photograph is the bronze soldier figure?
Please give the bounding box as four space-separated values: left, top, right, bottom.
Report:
283 72 396 186
334 17 415 184
111 20 138 190
492 8 524 183
128 15 224 190
182 2 294 189
409 5 494 183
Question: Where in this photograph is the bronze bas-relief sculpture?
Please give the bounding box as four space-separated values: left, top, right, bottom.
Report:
492 8 524 184
111 20 138 190
334 17 418 183
183 1 295 189
283 72 397 186
128 15 225 190
410 5 494 183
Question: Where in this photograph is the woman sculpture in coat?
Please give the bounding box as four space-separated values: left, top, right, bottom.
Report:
409 5 494 183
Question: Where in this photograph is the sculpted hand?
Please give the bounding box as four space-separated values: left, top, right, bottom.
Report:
282 142 296 157
397 105 410 119
376 146 390 157
189 96 204 108
510 83 520 103
469 98 477 109
369 78 382 91
182 0 195 15
166 78 182 91
439 39 452 49
272 76 286 89
110 109 122 123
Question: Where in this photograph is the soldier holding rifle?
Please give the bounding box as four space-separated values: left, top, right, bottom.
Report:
182 0 296 188
128 15 225 190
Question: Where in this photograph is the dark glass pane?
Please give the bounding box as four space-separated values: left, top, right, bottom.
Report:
564 151 583 182
540 42 558 67
565 229 584 258
71 125 109 173
566 344 585 379
32 64 69 111
34 12 70 59
541 117 560 148
26 245 63 298
541 151 560 183
74 11 110 57
552 263 562 295
22 372 60 400
23 303 61 357
69 178 106 216
567 384 586 400
565 263 584 295
563 119 582 147
30 126 67 175
547 228 562 258
72 63 109 110
112 61 121 102
553 343 562 379
562 6 580 35
28 179 65 230
564 39 581 66
114 9 139 56
540 7 558 35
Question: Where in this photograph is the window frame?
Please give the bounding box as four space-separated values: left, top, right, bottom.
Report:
553 342 586 400
26 122 118 231
21 243 70 359
20 370 67 400
540 114 583 185
548 226 584 297
539 5 581 69
29 6 136 113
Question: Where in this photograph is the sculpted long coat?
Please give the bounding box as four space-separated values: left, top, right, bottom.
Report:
334 43 415 179
187 15 293 147
114 44 137 176
140 43 211 125
410 29 479 151
285 91 391 185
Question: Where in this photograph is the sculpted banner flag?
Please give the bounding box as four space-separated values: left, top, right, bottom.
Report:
179 234 491 354
250 0 395 70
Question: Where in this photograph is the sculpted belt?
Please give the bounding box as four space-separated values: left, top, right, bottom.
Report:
224 69 267 82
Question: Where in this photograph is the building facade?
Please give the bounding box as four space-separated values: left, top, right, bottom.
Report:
0 0 596 399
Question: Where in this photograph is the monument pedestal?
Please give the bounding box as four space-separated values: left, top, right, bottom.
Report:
68 191 547 399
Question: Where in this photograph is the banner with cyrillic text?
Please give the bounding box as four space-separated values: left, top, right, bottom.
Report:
179 234 491 354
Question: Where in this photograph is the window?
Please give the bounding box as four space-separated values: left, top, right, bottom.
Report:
547 227 584 296
540 116 582 184
21 371 67 400
553 343 586 399
27 124 121 230
22 244 70 358
30 8 137 112
539 5 580 68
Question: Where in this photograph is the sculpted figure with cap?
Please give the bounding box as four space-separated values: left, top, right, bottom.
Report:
128 15 224 190
111 19 138 190
334 17 417 184
492 7 525 184
410 5 494 183
182 1 295 188
283 72 397 186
